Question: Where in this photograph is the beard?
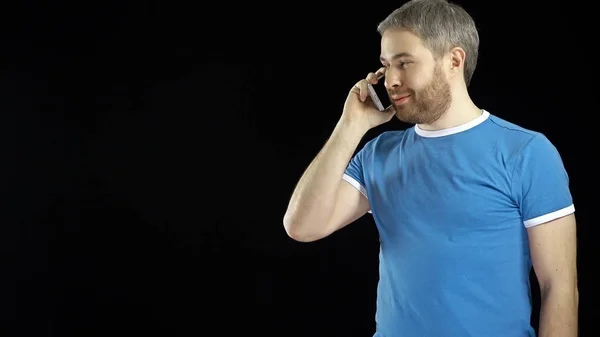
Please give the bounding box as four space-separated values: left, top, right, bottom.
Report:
388 63 452 125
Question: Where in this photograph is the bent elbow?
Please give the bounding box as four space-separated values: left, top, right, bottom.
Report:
286 229 320 243
283 216 322 243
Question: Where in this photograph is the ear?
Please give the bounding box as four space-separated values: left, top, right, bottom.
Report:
449 47 466 77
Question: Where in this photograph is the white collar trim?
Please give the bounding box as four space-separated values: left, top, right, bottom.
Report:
414 110 490 138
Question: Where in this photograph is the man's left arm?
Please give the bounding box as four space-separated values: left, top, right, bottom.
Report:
528 213 579 337
511 134 579 337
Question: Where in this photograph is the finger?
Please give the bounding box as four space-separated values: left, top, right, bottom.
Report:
358 80 369 102
366 67 386 84
351 80 368 102
366 72 378 84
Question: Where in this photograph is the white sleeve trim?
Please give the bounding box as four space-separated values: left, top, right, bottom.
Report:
342 174 368 199
342 174 372 214
523 204 575 228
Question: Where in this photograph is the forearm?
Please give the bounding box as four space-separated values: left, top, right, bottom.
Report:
538 285 579 337
283 119 366 236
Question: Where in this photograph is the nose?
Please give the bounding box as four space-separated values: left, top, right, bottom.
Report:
384 69 402 90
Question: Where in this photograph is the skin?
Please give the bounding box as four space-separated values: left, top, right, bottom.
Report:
284 27 578 337
377 28 481 130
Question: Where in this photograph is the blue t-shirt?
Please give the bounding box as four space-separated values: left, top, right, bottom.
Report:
343 110 574 337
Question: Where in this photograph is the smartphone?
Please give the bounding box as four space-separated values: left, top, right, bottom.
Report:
367 82 391 112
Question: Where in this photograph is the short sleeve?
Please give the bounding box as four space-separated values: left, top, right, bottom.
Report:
343 138 375 214
511 134 575 228
343 148 368 200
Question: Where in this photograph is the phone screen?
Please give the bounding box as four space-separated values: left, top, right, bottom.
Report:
367 81 391 111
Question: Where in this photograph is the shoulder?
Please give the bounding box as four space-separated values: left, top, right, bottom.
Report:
486 113 541 143
356 130 407 160
484 111 567 180
484 111 559 157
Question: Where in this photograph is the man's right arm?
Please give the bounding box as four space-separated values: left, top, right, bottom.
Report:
283 68 394 242
283 119 370 242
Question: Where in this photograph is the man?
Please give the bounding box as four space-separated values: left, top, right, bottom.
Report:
283 0 578 336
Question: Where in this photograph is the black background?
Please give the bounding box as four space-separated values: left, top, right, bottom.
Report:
2 1 595 336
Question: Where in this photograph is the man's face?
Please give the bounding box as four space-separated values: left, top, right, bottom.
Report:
380 28 451 125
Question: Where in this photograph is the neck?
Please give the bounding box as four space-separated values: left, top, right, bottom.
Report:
417 84 481 131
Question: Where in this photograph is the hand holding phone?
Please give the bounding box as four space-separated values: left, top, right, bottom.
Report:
342 68 395 131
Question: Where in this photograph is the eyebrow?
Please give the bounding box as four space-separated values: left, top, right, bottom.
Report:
380 52 414 62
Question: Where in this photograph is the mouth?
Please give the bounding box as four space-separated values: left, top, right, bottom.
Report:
392 94 411 105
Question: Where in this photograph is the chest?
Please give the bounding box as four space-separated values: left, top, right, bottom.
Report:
365 145 520 240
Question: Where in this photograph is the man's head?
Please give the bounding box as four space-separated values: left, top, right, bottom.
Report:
377 0 479 124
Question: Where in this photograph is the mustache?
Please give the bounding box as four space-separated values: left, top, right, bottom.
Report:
388 89 412 95
388 90 412 97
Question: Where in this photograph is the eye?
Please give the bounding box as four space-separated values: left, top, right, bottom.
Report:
399 61 411 68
